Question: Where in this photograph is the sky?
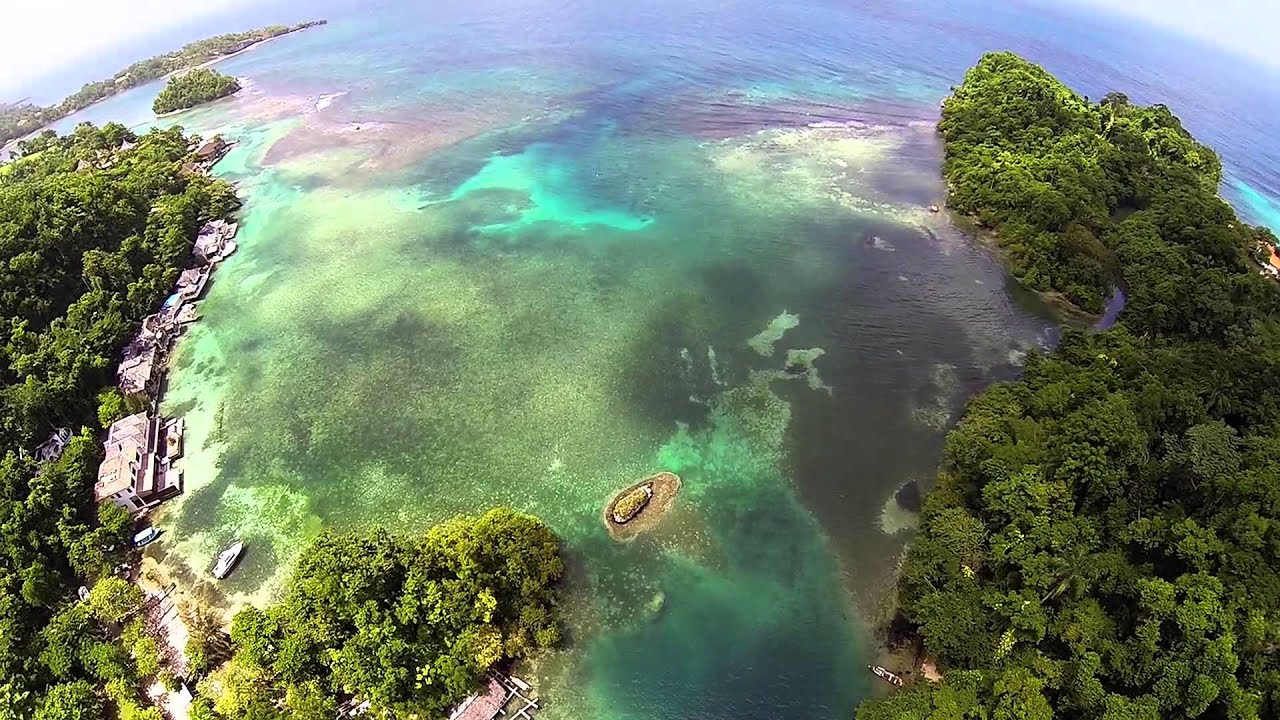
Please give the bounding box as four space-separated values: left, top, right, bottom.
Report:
0 0 255 101
0 0 1275 103
1069 0 1280 70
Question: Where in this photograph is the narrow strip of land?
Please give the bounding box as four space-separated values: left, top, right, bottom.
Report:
0 19 326 147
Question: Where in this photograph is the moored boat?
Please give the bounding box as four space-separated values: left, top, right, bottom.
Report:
870 665 904 686
212 540 245 579
132 527 161 548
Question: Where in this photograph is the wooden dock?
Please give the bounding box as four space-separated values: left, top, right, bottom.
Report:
493 671 539 720
447 670 540 720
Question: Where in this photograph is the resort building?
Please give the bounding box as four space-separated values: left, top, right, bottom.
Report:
174 266 212 302
117 346 158 397
138 306 182 346
192 136 232 167
448 679 507 720
94 412 185 514
193 219 239 263
194 137 227 160
447 673 539 720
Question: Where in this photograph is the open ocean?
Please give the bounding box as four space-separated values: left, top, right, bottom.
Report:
35 1 1280 718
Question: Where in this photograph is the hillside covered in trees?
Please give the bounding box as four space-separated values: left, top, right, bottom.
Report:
939 52 1229 313
188 509 565 720
0 123 239 719
857 52 1280 719
0 20 324 145
153 69 242 115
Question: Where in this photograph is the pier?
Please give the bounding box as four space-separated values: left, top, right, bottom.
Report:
447 671 540 720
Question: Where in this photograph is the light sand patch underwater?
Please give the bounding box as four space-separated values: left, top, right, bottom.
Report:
747 310 800 356
707 124 936 224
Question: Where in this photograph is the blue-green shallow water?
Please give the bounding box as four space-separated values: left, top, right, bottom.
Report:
41 1 1280 718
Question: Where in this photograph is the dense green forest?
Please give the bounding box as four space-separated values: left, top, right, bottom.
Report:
153 69 242 115
857 52 1280 719
188 508 565 720
0 20 324 145
939 52 1225 313
0 123 238 720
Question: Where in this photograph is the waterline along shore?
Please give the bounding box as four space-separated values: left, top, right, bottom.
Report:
75 133 239 718
91 134 238 518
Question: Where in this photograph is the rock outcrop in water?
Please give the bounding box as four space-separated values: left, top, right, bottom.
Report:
604 472 681 541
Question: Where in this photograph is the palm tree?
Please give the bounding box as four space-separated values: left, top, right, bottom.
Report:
181 603 231 676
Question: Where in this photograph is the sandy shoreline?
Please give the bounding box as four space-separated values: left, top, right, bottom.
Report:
195 29 305 73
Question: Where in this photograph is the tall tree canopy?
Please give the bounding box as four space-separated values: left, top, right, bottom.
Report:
858 53 1280 720
153 69 242 115
192 508 565 719
939 51 1223 313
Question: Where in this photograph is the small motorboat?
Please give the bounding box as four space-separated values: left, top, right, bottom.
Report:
870 665 905 687
212 541 245 580
132 527 161 548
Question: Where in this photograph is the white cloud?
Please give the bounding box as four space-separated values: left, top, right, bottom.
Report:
0 0 252 98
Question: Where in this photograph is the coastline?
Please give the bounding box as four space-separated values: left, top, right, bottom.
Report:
947 211 1105 326
193 29 307 74
1 22 325 153
858 190 1104 696
127 139 241 708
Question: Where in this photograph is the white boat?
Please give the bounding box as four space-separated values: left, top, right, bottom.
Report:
870 665 904 686
132 527 161 548
212 541 245 579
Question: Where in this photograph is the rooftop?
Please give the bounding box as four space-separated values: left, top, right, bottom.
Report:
106 412 150 445
95 440 142 500
118 349 157 395
448 679 506 720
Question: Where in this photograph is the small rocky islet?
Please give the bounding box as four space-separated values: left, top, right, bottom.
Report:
603 471 682 541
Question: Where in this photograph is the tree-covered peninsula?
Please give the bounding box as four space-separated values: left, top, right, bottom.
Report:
153 69 242 115
0 123 238 719
940 52 1225 314
0 20 325 144
188 508 564 720
858 52 1280 719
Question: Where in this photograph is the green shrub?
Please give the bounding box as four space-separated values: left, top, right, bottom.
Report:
611 486 651 523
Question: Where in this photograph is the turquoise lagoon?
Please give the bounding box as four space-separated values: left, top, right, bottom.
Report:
48 0 1280 716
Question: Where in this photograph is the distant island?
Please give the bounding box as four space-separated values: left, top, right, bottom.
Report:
0 19 325 144
153 68 241 114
